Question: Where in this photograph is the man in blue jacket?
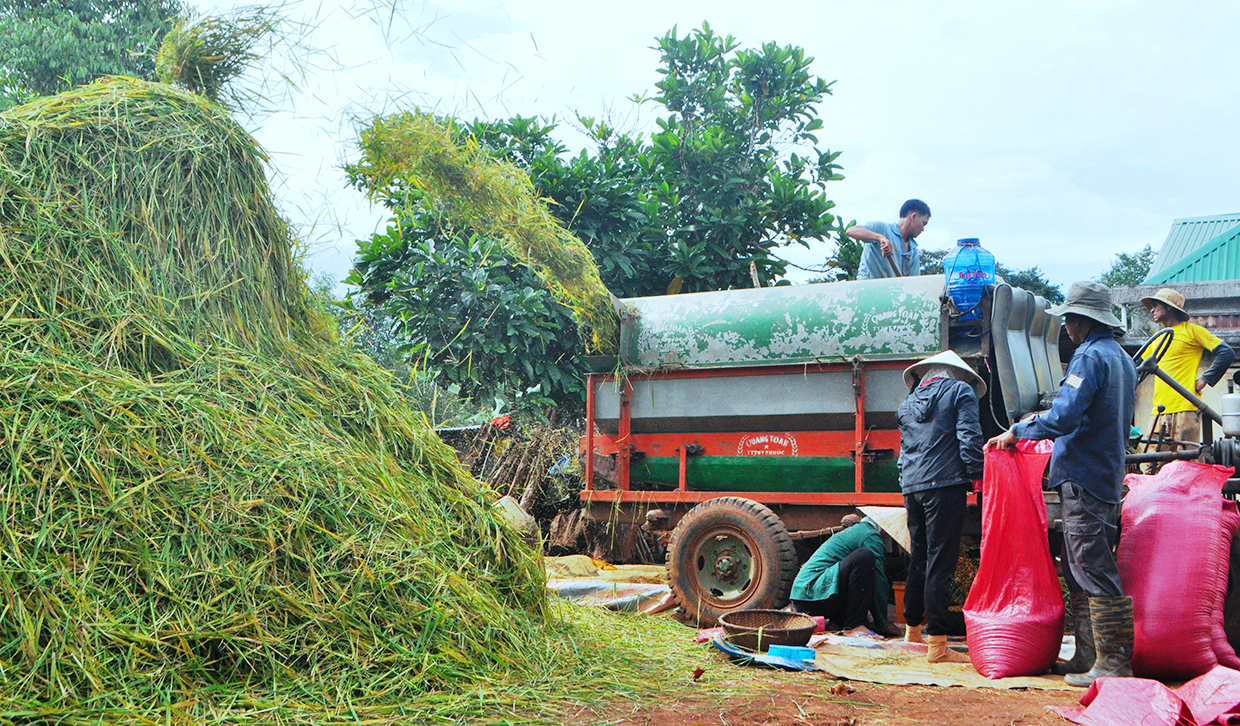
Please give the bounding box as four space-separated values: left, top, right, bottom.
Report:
989 281 1137 687
897 349 985 663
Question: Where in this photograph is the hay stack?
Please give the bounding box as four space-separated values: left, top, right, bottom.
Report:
350 111 620 354
0 78 547 722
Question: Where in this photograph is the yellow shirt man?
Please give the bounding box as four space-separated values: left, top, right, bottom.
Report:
1142 288 1235 444
1152 320 1225 414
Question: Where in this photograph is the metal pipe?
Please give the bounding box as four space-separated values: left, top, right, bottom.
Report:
617 378 632 491
1143 404 1166 453
1125 447 1203 464
585 373 596 491
852 359 865 494
677 445 688 492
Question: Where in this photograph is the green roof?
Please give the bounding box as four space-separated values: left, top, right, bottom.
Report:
1145 213 1240 284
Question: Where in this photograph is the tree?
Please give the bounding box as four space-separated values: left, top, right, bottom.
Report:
1098 244 1156 287
920 249 948 275
350 214 587 412
348 24 846 410
638 24 844 290
0 0 186 107
1000 264 1063 304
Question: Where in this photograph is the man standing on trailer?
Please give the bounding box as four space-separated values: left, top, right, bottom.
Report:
989 281 1137 687
896 349 985 663
847 199 931 279
1141 287 1235 446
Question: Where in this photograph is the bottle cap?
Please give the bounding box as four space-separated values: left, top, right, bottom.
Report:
957 238 979 246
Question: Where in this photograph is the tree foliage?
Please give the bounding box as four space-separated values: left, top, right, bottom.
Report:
1098 244 1156 287
0 0 186 107
1001 264 1063 304
352 214 586 412
348 24 845 410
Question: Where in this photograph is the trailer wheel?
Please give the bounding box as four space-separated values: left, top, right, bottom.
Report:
666 497 798 626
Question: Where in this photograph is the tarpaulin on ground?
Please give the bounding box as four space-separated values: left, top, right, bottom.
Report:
1053 665 1240 725
547 580 677 614
545 555 675 613
805 635 1075 691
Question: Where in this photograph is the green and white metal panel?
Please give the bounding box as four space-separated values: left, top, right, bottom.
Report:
1146 213 1240 283
618 275 946 369
1146 223 1240 284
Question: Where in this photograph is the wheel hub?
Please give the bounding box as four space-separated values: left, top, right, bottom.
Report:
697 532 755 600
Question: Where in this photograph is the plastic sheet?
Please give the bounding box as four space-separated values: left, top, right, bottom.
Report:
1177 665 1240 725
1055 666 1240 725
711 636 817 671
964 439 1064 678
1119 461 1235 680
1054 677 1193 726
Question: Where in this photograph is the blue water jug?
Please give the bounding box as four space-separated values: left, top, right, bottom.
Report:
943 238 995 322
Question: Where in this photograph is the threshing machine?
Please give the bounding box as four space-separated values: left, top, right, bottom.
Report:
579 275 1066 623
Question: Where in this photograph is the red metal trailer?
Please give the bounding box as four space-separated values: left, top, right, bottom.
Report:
577 276 1066 623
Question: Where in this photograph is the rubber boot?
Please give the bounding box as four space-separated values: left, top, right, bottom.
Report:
1064 596 1133 687
905 623 926 644
1051 594 1094 676
927 634 970 663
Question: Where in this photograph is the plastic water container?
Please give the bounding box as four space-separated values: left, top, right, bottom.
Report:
944 238 996 321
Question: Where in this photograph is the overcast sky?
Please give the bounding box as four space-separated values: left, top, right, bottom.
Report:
215 0 1240 293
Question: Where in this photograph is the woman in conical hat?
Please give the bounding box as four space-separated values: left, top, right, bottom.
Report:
896 349 985 664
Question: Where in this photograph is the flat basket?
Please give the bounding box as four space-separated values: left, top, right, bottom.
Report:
717 609 815 652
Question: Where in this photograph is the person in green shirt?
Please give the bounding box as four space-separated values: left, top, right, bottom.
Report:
789 514 896 637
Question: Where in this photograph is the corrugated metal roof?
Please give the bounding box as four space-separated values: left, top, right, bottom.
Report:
1145 222 1240 284
1145 213 1240 281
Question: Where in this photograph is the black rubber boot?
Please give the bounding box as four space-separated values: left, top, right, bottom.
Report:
1051 594 1094 676
1064 596 1133 687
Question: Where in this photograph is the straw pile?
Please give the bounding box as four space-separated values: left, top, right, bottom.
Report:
349 111 620 354
155 7 281 109
0 77 548 722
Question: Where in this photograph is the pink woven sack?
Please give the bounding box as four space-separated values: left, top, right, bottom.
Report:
964 440 1063 678
1213 501 1240 669
1120 460 1235 680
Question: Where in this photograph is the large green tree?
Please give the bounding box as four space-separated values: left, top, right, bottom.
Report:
348 24 845 410
0 0 186 107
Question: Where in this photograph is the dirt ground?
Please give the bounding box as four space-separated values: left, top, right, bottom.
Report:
572 680 1083 725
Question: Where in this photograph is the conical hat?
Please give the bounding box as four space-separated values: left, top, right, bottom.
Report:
902 349 986 397
859 506 911 553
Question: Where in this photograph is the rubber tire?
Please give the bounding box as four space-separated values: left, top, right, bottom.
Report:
666 496 798 626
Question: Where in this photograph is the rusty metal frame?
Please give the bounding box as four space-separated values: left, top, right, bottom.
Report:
581 359 913 508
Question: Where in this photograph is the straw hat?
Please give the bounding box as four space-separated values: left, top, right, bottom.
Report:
859 507 911 553
1140 287 1189 320
1049 281 1123 328
902 349 986 396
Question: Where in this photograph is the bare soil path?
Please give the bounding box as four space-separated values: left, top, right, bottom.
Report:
568 680 1082 725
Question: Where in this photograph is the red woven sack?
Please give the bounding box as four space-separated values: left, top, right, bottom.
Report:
1216 502 1240 669
1120 460 1235 680
964 439 1064 678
